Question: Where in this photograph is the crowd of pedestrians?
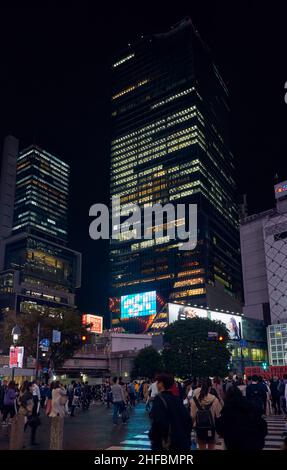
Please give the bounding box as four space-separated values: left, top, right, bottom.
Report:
1 372 287 450
147 373 287 451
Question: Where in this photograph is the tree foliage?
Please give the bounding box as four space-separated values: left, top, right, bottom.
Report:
131 346 163 379
162 317 231 378
3 308 88 370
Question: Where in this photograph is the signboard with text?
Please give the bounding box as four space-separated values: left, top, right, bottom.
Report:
9 346 24 368
82 314 103 334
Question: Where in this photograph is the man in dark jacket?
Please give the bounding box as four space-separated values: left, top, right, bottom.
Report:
216 385 267 450
246 375 266 415
149 372 192 451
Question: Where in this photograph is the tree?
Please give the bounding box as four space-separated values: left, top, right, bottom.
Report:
131 346 163 379
3 307 89 370
162 317 231 378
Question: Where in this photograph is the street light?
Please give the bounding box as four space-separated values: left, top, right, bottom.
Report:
11 325 21 380
12 324 21 345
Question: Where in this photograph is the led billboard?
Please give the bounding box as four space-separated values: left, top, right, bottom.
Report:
167 303 242 340
168 303 207 324
121 291 156 319
209 311 241 340
82 314 103 334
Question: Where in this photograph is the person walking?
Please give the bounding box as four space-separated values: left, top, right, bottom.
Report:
270 376 281 415
149 372 192 451
147 378 158 411
216 385 267 449
2 381 17 425
190 378 222 450
236 377 247 397
19 381 41 446
49 381 67 418
246 375 266 416
111 377 126 425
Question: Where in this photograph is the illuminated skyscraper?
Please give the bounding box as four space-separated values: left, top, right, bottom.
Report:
0 141 81 342
12 145 69 244
110 19 242 331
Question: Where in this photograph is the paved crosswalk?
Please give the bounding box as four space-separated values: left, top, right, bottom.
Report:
107 416 287 451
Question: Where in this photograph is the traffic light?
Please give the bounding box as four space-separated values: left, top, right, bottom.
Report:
81 335 87 342
262 362 268 370
218 335 224 342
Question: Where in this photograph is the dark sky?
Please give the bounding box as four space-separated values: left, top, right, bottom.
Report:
1 2 287 322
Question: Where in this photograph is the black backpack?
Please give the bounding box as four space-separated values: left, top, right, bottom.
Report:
193 396 215 432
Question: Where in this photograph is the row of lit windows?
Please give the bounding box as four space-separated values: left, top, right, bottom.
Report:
150 87 195 109
112 79 149 100
17 158 69 179
111 106 199 150
170 288 206 298
173 277 205 288
18 149 69 169
112 53 135 68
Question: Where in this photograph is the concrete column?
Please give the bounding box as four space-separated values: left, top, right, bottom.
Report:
50 416 64 449
9 414 25 450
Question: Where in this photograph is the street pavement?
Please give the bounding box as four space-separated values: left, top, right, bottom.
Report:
0 401 286 450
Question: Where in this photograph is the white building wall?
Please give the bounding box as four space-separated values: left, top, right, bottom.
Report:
110 333 152 353
263 212 287 324
240 215 269 320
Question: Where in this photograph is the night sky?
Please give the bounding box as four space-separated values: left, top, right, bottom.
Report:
1 3 287 322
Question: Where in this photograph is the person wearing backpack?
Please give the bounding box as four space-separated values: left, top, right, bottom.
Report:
246 375 266 416
149 372 192 451
190 377 222 450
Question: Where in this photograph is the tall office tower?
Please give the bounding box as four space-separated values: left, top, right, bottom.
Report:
12 144 69 244
0 136 19 240
0 141 81 341
110 18 242 332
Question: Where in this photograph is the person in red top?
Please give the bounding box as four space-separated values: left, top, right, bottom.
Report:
170 382 180 397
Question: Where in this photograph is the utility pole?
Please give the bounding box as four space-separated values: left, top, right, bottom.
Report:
35 322 40 379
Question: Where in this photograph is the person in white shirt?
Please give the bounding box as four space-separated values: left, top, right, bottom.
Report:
32 380 41 415
146 380 158 411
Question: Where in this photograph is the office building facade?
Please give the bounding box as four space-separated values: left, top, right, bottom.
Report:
240 181 287 325
110 18 242 331
12 144 69 244
0 139 81 347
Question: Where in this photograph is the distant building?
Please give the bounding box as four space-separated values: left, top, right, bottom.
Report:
0 139 81 347
12 144 69 244
0 136 19 240
110 18 242 333
240 180 287 325
267 323 287 366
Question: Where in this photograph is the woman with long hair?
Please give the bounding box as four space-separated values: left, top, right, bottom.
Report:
2 381 17 425
190 378 222 450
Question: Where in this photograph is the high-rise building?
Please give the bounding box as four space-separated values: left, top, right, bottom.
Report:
110 18 242 332
0 136 19 241
0 140 81 345
12 144 69 244
240 180 287 325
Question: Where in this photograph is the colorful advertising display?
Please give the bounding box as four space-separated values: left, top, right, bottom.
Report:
9 346 24 368
168 303 207 324
168 303 242 340
209 311 241 340
82 314 103 334
121 291 157 319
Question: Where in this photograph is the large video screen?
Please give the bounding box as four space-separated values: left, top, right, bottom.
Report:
121 291 157 319
168 303 242 340
209 311 241 340
168 303 207 324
